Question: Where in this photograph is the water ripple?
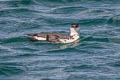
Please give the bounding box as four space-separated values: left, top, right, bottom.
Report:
0 0 120 80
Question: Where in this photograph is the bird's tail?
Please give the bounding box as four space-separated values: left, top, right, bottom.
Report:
25 34 39 42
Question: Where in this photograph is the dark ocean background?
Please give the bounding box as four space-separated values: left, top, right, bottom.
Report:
0 0 120 80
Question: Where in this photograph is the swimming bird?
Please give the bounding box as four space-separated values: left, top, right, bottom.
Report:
27 24 80 44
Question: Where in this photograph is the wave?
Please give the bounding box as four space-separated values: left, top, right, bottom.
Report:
0 63 25 76
0 36 28 44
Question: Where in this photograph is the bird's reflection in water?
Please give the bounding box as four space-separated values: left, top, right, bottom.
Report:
59 36 92 49
43 39 81 52
60 39 80 49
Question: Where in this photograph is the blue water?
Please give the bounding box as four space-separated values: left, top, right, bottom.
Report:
0 0 120 80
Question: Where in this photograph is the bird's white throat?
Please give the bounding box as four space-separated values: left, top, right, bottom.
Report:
70 27 80 41
70 27 79 36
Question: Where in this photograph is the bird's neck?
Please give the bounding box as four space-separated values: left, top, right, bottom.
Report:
70 28 79 36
